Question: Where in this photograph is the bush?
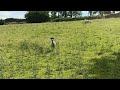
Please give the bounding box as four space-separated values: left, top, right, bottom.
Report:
105 13 120 18
50 16 102 22
25 11 50 23
4 18 26 24
5 18 26 23
0 19 4 25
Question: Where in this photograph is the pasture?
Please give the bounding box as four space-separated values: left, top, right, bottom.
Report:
0 18 120 79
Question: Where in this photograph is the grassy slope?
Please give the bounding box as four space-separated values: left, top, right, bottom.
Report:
0 18 120 79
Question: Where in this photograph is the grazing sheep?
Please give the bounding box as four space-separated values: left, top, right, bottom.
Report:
84 19 92 23
50 37 56 48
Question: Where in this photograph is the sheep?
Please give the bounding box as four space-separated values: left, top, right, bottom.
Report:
84 19 92 23
50 37 56 48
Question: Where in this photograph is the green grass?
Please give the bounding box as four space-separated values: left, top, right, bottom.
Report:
0 18 120 79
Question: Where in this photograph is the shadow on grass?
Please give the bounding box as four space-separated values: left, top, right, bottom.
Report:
89 51 120 79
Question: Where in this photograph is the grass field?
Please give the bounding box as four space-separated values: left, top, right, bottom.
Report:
0 18 120 79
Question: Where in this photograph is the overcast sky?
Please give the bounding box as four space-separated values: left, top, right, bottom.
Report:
0 11 89 19
0 11 27 19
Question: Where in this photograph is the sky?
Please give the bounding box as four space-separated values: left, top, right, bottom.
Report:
0 11 27 19
0 11 89 19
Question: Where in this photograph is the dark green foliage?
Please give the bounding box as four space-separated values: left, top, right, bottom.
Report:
104 11 111 14
5 18 26 23
105 13 120 18
51 16 102 22
25 11 50 23
50 11 82 19
51 11 58 19
0 19 4 25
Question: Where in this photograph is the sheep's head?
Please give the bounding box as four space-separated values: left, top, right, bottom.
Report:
51 37 54 40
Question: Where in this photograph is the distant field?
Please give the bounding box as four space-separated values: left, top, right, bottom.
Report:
0 18 120 79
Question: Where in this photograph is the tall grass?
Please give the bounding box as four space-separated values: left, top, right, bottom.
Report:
0 18 120 78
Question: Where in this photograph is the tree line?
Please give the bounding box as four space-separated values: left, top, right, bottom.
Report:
0 18 26 25
0 11 119 25
88 11 116 17
25 11 82 23
25 11 118 23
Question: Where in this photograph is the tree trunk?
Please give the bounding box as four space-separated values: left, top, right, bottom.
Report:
99 11 104 18
113 11 115 13
70 11 72 18
58 12 60 18
64 11 67 18
89 11 92 17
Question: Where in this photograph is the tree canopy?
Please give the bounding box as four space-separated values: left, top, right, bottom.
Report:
25 11 50 23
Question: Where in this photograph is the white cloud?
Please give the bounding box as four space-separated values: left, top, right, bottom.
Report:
0 11 26 19
0 11 12 16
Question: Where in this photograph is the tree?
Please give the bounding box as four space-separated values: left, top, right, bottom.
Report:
57 11 69 18
57 11 60 18
62 11 68 18
60 11 68 18
73 11 82 18
69 11 73 18
89 11 93 16
104 11 111 14
51 11 57 19
112 11 115 13
5 18 25 23
92 11 104 18
25 11 50 23
67 11 82 18
50 11 82 19
99 11 104 17
92 11 113 18
0 19 4 25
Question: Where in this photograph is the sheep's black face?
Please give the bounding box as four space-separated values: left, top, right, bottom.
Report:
51 37 54 39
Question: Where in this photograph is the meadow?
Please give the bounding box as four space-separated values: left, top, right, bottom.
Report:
0 18 120 79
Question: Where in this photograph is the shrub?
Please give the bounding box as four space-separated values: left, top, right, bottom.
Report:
0 19 4 25
25 11 50 23
105 13 120 18
50 16 102 22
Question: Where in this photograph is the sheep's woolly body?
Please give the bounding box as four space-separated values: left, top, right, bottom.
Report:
84 19 91 23
50 38 56 48
51 40 56 47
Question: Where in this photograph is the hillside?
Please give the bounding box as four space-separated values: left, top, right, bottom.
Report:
0 18 120 79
